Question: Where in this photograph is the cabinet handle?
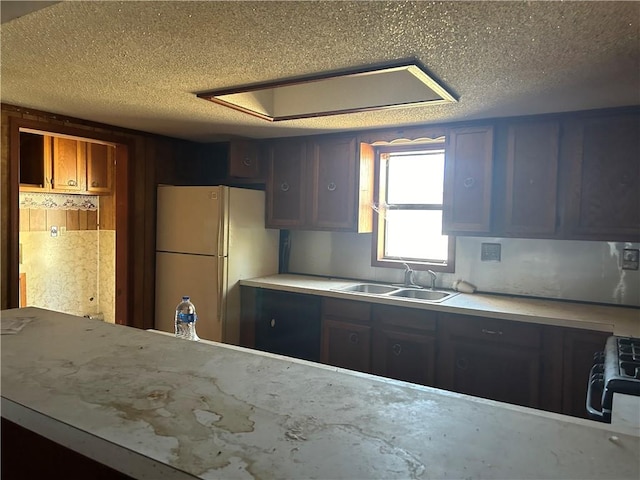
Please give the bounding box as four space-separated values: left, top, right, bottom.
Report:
481 328 503 336
456 358 468 370
242 157 253 167
270 318 276 328
280 182 290 192
463 177 475 188
392 343 402 356
327 182 337 192
91 181 99 187
67 179 77 187
349 332 359 344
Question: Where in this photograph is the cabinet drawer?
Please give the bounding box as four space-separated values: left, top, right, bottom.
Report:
440 314 541 348
322 298 371 324
372 305 436 332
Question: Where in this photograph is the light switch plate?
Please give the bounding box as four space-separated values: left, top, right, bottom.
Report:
481 242 501 262
622 249 639 270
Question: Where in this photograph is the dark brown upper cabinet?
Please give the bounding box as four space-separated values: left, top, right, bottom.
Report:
266 138 308 228
562 111 639 242
443 125 494 234
228 140 261 179
266 135 374 232
503 120 561 236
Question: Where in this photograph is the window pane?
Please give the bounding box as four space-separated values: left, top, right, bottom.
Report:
387 151 444 205
384 210 449 261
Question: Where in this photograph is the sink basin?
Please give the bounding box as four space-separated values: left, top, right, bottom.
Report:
388 289 458 302
337 283 399 294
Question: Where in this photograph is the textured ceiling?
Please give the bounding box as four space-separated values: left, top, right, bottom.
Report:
1 1 639 142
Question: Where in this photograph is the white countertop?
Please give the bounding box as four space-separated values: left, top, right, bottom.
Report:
1 307 639 480
240 274 640 337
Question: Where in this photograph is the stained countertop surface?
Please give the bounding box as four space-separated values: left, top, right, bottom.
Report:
2 307 639 479
240 274 640 337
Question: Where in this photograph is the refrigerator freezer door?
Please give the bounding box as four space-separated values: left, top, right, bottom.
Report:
155 252 222 342
156 186 222 256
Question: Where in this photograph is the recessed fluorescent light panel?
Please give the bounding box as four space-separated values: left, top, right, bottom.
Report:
196 60 457 122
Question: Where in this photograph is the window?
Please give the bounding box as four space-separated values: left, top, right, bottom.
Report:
372 145 455 272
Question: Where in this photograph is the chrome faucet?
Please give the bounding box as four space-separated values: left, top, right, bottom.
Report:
403 263 420 288
427 270 437 290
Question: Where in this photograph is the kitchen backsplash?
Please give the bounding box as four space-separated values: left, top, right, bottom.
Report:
18 192 116 322
288 230 640 307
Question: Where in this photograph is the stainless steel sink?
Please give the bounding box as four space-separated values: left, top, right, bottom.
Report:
388 288 458 302
337 283 399 294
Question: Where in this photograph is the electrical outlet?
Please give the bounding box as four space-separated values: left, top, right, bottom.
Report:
60 226 67 235
622 249 639 270
50 225 58 238
481 242 501 262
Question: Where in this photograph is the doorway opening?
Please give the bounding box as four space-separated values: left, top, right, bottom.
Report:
9 117 130 325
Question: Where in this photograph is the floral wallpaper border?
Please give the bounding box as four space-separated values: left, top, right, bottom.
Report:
19 192 98 211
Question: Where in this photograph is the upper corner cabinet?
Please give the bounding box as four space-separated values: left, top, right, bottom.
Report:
562 111 640 242
443 125 494 234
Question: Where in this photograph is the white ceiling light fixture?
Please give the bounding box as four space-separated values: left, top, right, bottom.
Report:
196 59 458 122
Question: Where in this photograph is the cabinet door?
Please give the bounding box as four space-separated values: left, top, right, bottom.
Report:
255 290 321 362
266 139 307 228
443 126 494 233
505 121 560 235
19 132 51 191
371 305 437 386
309 136 358 230
438 340 542 408
437 314 543 408
229 140 261 179
52 137 84 192
321 319 371 373
372 329 436 386
562 329 610 419
86 143 114 194
563 112 640 241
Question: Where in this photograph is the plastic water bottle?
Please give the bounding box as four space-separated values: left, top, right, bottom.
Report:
175 296 199 341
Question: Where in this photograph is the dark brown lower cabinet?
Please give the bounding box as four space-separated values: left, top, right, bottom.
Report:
253 289 321 362
321 298 372 372
562 328 610 418
246 288 608 419
437 313 563 412
372 305 437 387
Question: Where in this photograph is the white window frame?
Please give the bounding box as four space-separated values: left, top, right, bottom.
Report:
371 144 455 273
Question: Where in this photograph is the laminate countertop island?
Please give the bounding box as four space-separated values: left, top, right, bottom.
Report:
2 307 639 480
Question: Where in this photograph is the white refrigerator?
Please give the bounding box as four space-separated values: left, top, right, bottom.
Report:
155 185 279 344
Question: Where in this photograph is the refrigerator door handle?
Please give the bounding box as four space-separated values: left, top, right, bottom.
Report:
217 258 224 327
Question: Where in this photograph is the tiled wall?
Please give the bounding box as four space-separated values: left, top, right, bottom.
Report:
19 195 116 323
